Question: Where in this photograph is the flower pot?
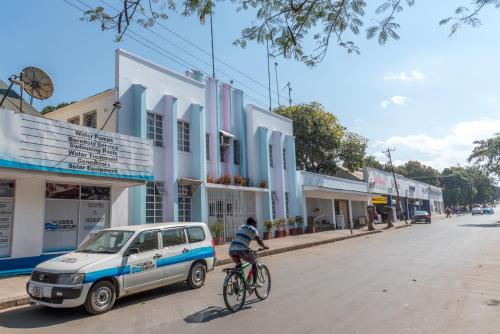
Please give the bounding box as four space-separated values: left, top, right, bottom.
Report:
282 229 287 237
296 227 303 235
307 226 316 234
263 231 272 240
214 236 225 245
274 230 280 238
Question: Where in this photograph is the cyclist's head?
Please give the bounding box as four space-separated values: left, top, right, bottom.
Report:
246 217 257 228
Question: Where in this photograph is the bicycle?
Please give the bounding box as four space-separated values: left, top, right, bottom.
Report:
222 248 271 312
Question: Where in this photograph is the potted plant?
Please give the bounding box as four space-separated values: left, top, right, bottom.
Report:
206 174 215 183
210 223 225 245
273 219 283 238
259 180 268 188
217 174 232 185
296 216 304 234
287 216 296 235
307 216 316 234
263 220 273 240
234 175 246 186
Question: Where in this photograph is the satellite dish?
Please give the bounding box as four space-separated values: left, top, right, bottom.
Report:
21 66 54 101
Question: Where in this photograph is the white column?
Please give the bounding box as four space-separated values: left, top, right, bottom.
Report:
348 199 353 229
111 186 129 227
331 198 337 228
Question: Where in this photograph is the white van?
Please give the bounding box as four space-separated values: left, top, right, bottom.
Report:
27 223 216 314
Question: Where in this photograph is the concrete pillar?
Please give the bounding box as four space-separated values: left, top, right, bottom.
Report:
191 104 207 223
258 126 272 222
331 198 337 228
128 84 147 225
164 95 178 222
348 199 353 228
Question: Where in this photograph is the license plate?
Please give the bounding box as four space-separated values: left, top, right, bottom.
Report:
29 283 44 298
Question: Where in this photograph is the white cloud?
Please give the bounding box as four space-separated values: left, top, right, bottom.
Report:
381 96 409 109
489 98 497 103
384 70 425 82
372 117 500 170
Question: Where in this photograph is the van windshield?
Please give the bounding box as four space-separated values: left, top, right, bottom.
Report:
77 230 134 254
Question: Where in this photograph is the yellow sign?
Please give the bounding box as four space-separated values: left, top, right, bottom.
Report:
371 196 387 204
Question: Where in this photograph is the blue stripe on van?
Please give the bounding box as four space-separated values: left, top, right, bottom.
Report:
156 246 215 268
83 265 131 283
82 246 215 283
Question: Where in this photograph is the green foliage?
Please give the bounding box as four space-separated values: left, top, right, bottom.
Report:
275 102 367 175
210 222 224 237
80 1 499 66
363 155 385 170
393 160 441 187
41 102 75 115
264 220 274 232
468 134 500 180
440 166 495 207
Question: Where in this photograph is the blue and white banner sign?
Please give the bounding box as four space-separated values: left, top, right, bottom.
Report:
0 109 153 181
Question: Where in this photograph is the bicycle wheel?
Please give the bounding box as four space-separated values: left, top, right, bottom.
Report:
254 264 271 300
223 271 246 312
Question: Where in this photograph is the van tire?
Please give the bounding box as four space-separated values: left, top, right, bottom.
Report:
187 262 206 289
84 280 116 315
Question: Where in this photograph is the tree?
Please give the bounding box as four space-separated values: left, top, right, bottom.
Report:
440 166 495 207
393 160 441 187
468 134 500 180
363 155 385 170
274 102 367 174
41 102 75 115
81 1 500 66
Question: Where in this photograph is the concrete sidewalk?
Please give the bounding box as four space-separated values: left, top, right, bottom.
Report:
0 221 410 310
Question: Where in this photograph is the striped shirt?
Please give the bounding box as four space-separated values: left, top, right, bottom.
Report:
229 224 258 252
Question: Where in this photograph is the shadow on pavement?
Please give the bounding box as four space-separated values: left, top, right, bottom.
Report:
458 223 500 228
485 299 500 306
184 298 262 323
0 282 190 330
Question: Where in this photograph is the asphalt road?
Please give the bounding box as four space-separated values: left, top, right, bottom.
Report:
1 212 500 334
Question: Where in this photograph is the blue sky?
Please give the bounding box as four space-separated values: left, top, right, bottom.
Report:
1 0 499 170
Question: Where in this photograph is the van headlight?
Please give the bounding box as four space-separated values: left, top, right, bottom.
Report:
57 273 85 285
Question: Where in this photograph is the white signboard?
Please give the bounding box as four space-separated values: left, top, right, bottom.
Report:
78 200 109 244
0 198 13 257
0 109 153 181
43 200 79 252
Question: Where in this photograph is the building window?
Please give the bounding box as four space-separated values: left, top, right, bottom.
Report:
0 180 15 258
234 140 240 165
178 184 192 222
269 145 274 167
283 149 287 169
271 191 277 219
147 112 163 147
68 116 80 125
206 133 210 161
220 133 231 163
177 120 190 152
285 192 289 216
146 181 164 224
83 111 97 128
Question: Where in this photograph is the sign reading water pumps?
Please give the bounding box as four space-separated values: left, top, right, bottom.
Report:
0 109 153 181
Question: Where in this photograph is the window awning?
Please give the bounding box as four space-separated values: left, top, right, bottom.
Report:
178 177 203 192
219 130 234 138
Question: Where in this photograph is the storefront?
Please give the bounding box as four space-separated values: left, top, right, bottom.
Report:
0 109 153 275
299 171 370 230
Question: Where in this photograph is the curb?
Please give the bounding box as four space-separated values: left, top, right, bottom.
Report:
215 229 383 266
395 223 412 229
0 296 30 310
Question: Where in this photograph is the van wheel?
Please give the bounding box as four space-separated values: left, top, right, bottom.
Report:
84 280 116 315
187 262 206 289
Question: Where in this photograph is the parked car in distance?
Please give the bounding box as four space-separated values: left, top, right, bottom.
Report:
27 223 215 315
472 207 483 215
482 207 494 214
412 210 431 224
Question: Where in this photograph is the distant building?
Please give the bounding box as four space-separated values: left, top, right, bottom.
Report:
0 79 41 117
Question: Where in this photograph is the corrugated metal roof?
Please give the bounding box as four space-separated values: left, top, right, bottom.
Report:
0 79 43 117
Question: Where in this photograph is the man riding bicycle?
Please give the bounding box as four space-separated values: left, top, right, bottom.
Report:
229 218 269 288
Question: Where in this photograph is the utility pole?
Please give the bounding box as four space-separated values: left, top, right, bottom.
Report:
385 148 408 226
209 9 215 78
283 81 292 106
274 62 280 106
266 38 272 111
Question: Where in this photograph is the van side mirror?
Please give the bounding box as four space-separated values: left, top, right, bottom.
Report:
125 248 139 257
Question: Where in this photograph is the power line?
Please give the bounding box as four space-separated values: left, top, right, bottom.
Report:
99 0 280 102
64 0 270 109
